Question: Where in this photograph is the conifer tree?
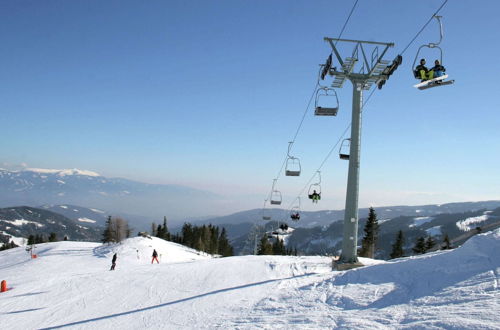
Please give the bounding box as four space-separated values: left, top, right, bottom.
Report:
28 234 35 245
272 238 286 255
390 230 405 259
412 236 427 254
425 236 436 251
359 207 379 258
218 228 233 257
0 240 17 251
162 216 171 241
48 232 58 242
102 216 113 243
156 224 163 238
257 234 273 255
441 234 452 250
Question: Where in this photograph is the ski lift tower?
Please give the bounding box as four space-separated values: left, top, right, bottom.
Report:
322 37 395 270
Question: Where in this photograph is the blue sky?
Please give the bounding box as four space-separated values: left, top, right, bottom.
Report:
1 0 499 213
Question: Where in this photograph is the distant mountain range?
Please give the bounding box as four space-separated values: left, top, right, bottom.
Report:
0 206 102 245
197 201 500 258
199 201 500 229
0 168 219 221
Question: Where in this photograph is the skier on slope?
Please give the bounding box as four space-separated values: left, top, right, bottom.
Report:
110 253 117 271
152 249 159 264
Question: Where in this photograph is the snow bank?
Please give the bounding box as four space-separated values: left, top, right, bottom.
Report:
94 236 212 264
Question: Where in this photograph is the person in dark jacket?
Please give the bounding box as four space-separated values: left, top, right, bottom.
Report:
110 253 117 271
151 249 159 264
415 58 434 81
431 59 446 78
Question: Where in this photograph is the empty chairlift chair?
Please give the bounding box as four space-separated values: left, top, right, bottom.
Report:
262 200 271 220
270 190 282 205
285 157 301 176
339 138 350 160
285 142 301 176
315 87 339 116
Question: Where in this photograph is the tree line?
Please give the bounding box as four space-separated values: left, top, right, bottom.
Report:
150 217 233 257
102 216 131 243
257 234 297 256
357 207 454 260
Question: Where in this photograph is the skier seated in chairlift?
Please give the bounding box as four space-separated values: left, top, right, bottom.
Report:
415 58 434 82
291 212 300 220
311 190 321 203
431 59 446 82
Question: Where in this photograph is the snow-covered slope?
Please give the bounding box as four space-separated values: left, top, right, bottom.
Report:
1 231 499 329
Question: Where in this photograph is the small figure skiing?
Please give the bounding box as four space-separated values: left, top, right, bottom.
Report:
110 253 117 271
151 249 159 264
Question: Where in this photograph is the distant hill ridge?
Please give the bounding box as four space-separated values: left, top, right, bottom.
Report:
0 206 102 245
0 167 219 220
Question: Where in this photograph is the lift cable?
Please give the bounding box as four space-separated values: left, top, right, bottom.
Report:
283 0 451 211
285 87 377 211
265 0 361 200
400 0 449 55
334 0 359 46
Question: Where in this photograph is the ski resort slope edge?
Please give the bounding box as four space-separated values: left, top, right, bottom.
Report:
0 231 499 329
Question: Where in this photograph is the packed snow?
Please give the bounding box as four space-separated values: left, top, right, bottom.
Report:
0 231 499 329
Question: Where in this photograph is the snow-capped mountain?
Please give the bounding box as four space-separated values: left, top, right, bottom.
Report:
0 168 219 220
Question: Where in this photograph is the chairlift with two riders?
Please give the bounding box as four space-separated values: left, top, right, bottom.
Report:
412 15 454 90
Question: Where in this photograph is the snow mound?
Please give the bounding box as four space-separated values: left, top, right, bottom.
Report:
94 236 212 264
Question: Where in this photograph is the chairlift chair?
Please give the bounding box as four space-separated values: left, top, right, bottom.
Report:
270 190 282 205
339 138 350 160
315 87 339 116
262 200 271 220
308 171 322 202
269 179 282 205
285 142 301 176
290 197 301 221
285 157 301 176
412 15 454 90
